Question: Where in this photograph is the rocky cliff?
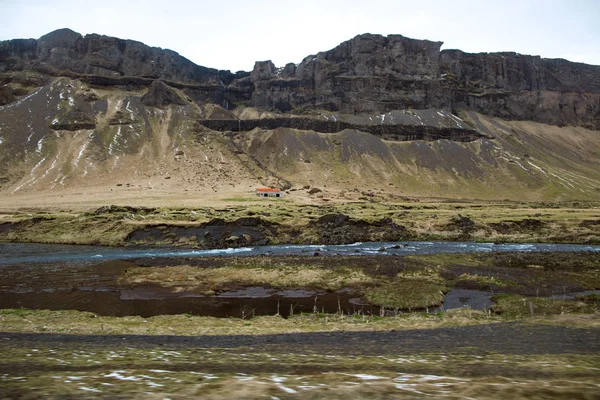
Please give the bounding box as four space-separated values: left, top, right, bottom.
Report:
2 30 599 129
246 34 600 129
0 28 240 87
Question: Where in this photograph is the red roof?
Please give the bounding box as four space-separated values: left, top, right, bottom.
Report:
257 187 281 193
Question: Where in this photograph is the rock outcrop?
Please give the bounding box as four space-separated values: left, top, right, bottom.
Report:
246 34 600 129
198 117 484 142
1 29 599 129
0 28 236 85
141 80 188 108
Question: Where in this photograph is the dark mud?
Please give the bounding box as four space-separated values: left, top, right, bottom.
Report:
0 286 378 318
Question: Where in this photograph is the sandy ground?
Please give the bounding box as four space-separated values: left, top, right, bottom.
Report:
0 186 321 211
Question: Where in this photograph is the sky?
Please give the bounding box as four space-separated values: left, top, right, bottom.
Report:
1 0 599 72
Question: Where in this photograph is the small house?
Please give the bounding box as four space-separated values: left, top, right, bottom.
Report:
256 187 284 198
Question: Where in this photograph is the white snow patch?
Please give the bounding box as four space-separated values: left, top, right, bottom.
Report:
277 385 297 394
104 371 140 381
108 126 122 155
83 161 95 177
40 152 60 180
511 160 529 172
395 383 426 394
235 375 255 381
30 156 48 175
79 387 102 393
549 172 575 189
0 87 44 111
74 141 89 168
527 161 547 175
346 374 386 380
125 100 134 120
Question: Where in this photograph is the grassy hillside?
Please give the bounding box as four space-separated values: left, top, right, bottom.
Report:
0 77 598 207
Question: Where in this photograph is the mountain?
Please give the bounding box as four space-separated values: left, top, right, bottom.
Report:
0 28 598 206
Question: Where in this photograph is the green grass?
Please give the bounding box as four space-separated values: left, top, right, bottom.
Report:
365 280 446 310
491 294 598 317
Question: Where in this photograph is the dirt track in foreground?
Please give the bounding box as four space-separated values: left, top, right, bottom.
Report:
2 322 598 357
2 322 599 398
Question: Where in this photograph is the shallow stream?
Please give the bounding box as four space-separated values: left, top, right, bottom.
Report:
1 241 599 266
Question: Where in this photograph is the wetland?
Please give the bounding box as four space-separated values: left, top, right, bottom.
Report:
1 201 599 399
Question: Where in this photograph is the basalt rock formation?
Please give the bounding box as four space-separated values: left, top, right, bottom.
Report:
0 28 236 85
247 34 600 129
2 29 599 129
141 80 188 108
0 29 599 201
198 117 484 142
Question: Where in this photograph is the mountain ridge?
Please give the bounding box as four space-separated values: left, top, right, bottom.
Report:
2 29 600 128
0 29 598 204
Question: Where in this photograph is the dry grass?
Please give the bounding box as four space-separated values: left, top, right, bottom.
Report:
119 265 375 293
492 294 599 317
1 200 599 245
365 279 446 310
0 308 502 336
455 272 510 287
7 308 596 337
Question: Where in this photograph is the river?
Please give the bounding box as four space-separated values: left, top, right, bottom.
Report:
1 241 599 266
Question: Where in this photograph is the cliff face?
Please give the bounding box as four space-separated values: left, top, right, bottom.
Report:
0 28 235 85
247 34 600 129
2 29 599 129
440 50 600 128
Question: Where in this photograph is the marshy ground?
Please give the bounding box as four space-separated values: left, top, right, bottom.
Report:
1 252 599 318
1 200 599 398
1 251 600 398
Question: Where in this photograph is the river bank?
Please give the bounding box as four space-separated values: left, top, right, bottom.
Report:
1 201 599 246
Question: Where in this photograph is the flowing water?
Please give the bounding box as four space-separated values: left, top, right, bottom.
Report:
1 241 599 266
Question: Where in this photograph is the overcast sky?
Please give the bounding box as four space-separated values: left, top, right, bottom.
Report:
1 0 599 72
